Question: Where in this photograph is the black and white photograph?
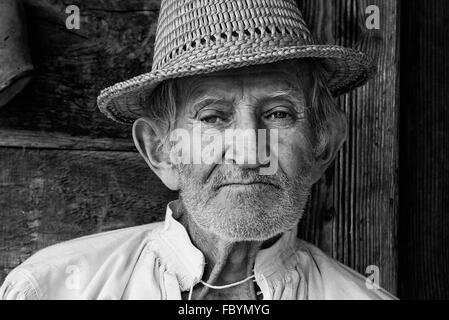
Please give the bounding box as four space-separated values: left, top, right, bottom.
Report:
0 0 447 304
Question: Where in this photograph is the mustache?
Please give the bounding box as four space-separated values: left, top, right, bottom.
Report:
177 163 313 193
206 166 287 191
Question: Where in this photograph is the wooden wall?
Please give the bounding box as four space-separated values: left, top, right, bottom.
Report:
399 0 449 300
0 0 177 284
298 0 399 294
0 0 400 296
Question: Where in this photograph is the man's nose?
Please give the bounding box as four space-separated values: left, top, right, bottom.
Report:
223 112 269 169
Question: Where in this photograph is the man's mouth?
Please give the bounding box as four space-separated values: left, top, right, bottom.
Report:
216 181 280 190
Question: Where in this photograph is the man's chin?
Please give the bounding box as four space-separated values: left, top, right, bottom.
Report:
206 219 294 242
180 180 309 241
193 204 302 242
214 185 282 206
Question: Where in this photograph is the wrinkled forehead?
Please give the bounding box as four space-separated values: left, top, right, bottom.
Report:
176 60 313 104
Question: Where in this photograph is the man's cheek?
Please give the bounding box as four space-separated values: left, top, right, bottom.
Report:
277 142 314 178
201 130 224 165
181 164 216 186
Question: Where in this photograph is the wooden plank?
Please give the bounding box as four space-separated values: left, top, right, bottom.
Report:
398 0 449 300
0 129 135 151
297 0 399 294
0 0 161 139
0 148 177 283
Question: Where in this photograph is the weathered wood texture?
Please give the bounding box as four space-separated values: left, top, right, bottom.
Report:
0 0 399 295
297 0 399 294
0 0 161 139
0 148 177 282
0 129 134 151
399 0 449 300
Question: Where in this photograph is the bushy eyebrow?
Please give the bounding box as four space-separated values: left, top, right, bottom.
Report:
257 90 306 109
189 95 230 112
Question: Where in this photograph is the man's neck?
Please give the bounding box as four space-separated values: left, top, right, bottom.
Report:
179 211 280 299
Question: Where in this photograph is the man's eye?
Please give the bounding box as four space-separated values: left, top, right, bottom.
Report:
201 115 225 124
266 111 292 120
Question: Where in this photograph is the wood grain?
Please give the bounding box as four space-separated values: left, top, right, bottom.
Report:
297 0 399 294
0 148 176 283
399 0 449 300
0 0 161 139
0 129 135 151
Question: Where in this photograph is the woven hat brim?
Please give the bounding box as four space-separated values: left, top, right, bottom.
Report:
97 44 376 124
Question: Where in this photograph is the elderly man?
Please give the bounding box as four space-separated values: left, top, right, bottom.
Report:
1 0 396 300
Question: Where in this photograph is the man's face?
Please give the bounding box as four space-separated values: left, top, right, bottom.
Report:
171 61 318 241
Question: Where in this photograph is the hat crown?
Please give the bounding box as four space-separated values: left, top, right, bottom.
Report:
152 0 314 71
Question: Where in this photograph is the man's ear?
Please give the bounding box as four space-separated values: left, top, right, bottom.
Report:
132 117 180 191
310 112 348 185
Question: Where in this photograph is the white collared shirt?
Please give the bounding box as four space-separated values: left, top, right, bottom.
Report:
0 201 397 300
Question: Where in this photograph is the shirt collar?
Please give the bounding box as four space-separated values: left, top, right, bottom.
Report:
154 200 299 291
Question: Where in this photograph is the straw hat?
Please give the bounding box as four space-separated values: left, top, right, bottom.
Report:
97 0 376 124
